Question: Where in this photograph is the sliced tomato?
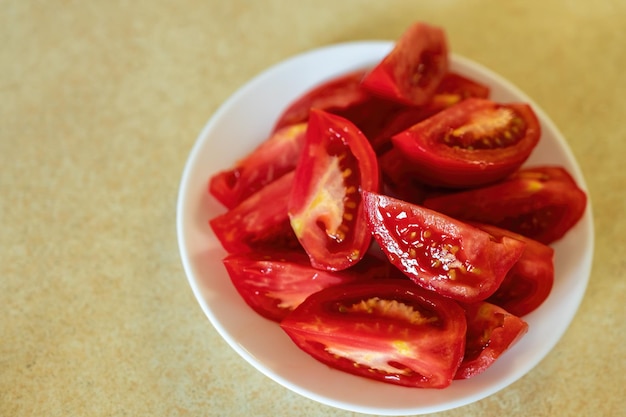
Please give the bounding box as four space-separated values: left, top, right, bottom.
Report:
473 223 554 317
273 70 371 131
369 72 490 152
209 123 307 209
361 22 449 106
379 147 439 204
363 191 526 303
455 301 528 379
288 109 379 271
280 280 467 388
422 166 587 244
391 98 541 188
426 72 491 112
210 171 300 253
223 251 365 322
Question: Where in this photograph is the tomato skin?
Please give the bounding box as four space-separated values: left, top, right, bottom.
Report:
223 251 365 322
427 72 491 111
280 280 467 388
379 147 441 205
209 123 307 209
391 98 541 188
361 22 449 106
422 166 587 244
454 301 528 380
369 72 491 153
210 171 300 254
288 109 379 271
272 70 371 132
363 191 526 303
467 223 553 317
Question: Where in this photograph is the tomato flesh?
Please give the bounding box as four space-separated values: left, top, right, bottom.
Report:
223 251 366 322
455 301 528 379
280 280 467 388
210 171 300 253
422 166 587 244
392 98 541 188
368 72 490 153
288 110 379 271
363 191 526 303
474 223 555 317
362 22 449 106
209 123 307 209
273 70 371 131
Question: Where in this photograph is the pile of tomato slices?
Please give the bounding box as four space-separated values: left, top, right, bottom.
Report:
207 22 587 389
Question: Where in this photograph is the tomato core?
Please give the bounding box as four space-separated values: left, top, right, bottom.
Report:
443 106 526 150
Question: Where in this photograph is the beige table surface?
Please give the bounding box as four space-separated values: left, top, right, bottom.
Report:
2 1 625 416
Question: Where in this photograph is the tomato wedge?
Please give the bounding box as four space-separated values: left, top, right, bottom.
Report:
379 147 441 205
474 223 554 317
210 171 300 253
369 72 491 152
288 109 379 271
361 22 449 106
426 72 491 112
422 166 587 244
273 70 371 132
280 280 467 388
209 123 307 209
223 251 365 322
455 301 528 379
363 191 526 303
391 98 541 188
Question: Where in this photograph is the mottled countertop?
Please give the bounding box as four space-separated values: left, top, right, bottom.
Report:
2 1 625 416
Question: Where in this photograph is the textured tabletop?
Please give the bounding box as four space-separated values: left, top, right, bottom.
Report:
2 1 625 416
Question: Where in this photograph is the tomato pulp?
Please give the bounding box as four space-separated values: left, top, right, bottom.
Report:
280 280 467 388
288 109 379 271
391 98 541 188
363 191 526 303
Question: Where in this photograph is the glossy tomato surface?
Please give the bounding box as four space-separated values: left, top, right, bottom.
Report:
369 72 490 152
223 251 364 322
209 123 307 209
455 302 528 380
475 223 555 317
362 22 449 106
280 280 467 389
273 70 371 131
210 171 299 253
288 109 379 271
422 166 588 244
363 191 526 303
391 98 541 188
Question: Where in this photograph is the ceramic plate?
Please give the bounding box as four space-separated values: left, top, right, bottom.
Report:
176 41 594 415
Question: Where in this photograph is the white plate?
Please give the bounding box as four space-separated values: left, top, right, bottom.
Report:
176 41 594 415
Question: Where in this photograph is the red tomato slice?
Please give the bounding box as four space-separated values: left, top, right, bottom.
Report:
272 70 371 132
209 123 306 209
280 280 467 388
210 171 300 254
391 98 541 188
422 166 588 244
223 251 365 322
363 191 526 303
361 22 449 106
426 72 491 111
288 109 379 271
369 72 491 152
454 301 528 380
209 123 307 209
475 223 554 317
379 147 441 204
